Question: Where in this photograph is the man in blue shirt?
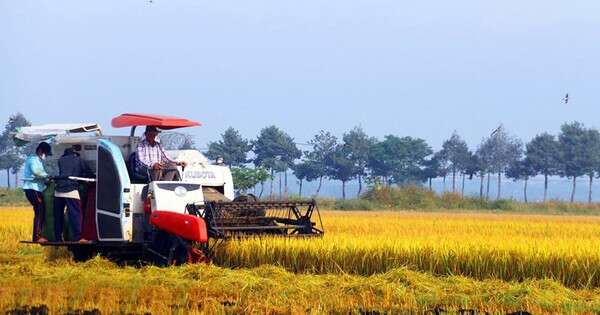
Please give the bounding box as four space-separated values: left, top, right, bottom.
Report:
22 142 52 242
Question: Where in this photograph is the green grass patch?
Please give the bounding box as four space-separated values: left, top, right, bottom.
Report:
352 186 600 215
0 188 28 207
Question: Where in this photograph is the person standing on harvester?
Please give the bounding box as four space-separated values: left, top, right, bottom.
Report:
135 126 187 181
53 147 94 242
22 142 52 243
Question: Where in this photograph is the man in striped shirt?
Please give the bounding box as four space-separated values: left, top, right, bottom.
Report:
135 126 187 181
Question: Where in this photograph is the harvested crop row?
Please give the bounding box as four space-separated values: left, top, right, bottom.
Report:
2 256 600 314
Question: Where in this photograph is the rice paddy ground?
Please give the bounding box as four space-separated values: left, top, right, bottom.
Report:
3 206 600 314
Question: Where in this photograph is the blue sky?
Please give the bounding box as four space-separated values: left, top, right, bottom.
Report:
1 0 600 150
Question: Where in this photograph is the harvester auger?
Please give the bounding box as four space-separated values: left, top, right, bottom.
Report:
17 113 324 267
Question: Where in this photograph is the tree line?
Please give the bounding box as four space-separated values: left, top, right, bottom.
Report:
0 113 32 188
206 122 600 203
1 112 600 203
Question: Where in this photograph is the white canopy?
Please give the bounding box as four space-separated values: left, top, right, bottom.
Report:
14 123 101 142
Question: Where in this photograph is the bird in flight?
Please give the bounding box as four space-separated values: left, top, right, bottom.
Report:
563 93 569 104
490 125 502 137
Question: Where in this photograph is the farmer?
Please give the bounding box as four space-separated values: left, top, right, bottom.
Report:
135 126 187 181
53 147 94 242
22 142 52 243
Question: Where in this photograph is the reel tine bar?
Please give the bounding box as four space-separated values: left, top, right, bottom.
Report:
203 200 323 238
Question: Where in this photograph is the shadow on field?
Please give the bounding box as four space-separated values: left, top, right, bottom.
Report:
3 304 537 315
4 304 534 315
5 305 102 315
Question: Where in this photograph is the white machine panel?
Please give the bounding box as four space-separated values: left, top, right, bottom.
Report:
149 181 204 214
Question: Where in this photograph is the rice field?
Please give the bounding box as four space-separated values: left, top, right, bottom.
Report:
3 206 600 314
215 211 600 288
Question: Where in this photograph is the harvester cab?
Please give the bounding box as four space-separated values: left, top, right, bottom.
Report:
17 113 323 265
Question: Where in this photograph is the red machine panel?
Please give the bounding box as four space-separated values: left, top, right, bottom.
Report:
150 211 208 243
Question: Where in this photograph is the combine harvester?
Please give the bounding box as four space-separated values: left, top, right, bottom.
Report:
18 113 323 265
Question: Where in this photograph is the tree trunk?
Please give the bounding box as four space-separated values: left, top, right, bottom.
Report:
259 181 264 198
269 169 274 200
452 167 456 192
315 176 323 197
461 173 465 196
357 175 362 198
479 174 484 199
589 174 593 204
496 172 502 200
570 176 577 203
14 169 19 188
284 170 288 199
6 169 10 188
428 178 432 191
278 173 282 198
543 173 548 202
524 177 528 203
299 179 303 197
342 180 346 200
486 173 491 200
